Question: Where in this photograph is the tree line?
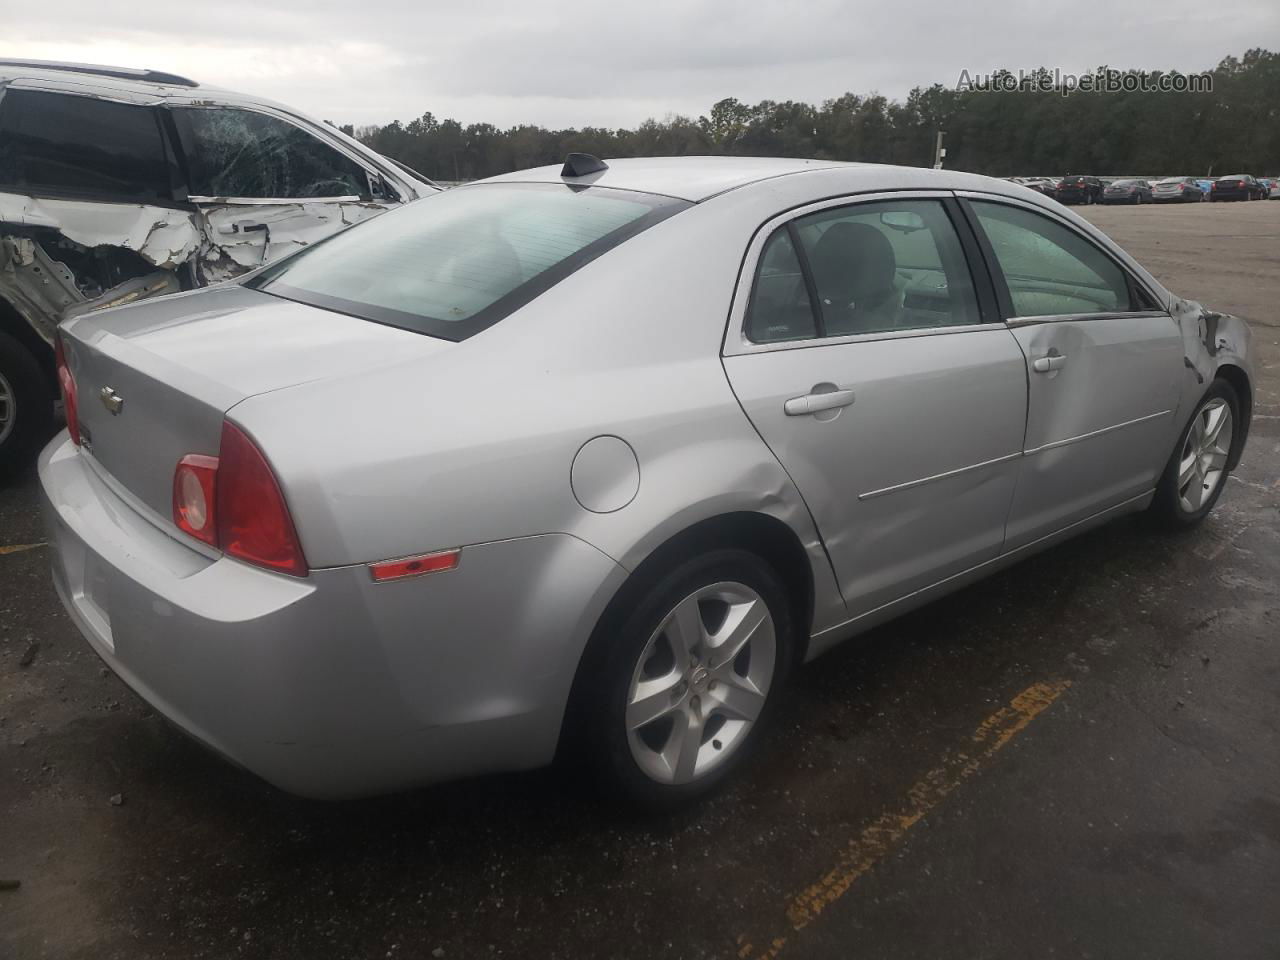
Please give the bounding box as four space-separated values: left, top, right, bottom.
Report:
345 49 1279 181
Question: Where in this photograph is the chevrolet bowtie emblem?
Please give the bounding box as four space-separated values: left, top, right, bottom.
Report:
99 386 124 415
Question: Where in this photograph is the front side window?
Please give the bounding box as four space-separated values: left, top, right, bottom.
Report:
747 199 980 342
250 183 687 340
970 201 1133 317
0 90 170 202
176 107 370 199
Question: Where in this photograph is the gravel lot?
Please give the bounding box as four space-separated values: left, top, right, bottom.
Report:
1 200 1278 960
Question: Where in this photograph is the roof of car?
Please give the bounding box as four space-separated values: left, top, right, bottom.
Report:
0 59 438 195
479 156 1033 203
478 157 845 202
0 60 251 104
0 58 197 87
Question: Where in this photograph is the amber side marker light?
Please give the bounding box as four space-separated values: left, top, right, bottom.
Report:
369 549 461 583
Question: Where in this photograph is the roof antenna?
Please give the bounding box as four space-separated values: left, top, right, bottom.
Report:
561 153 609 178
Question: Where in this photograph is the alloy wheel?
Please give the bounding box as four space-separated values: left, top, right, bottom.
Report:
625 582 776 785
1177 397 1233 514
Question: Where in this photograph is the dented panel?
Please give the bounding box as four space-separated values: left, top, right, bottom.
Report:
0 190 396 343
0 193 200 269
196 200 388 282
1170 295 1255 464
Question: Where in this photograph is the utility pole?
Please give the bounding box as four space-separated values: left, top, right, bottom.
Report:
932 130 947 170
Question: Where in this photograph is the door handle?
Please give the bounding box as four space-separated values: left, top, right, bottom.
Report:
216 220 269 236
784 388 856 416
1032 354 1068 373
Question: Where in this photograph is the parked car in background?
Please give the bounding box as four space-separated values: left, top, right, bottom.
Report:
1102 179 1154 204
40 156 1254 806
1210 175 1265 201
1055 176 1103 205
0 59 436 475
1260 178 1276 198
1152 177 1207 203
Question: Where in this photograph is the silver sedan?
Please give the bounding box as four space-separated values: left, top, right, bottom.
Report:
40 156 1254 807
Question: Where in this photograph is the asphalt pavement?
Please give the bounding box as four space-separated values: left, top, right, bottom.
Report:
1 200 1277 960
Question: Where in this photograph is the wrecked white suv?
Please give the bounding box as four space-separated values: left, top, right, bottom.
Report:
0 59 436 473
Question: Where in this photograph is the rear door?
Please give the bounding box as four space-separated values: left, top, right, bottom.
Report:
0 85 192 336
722 193 1028 618
169 105 400 283
962 196 1184 550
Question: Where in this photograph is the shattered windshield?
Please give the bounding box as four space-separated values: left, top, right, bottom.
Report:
248 182 688 340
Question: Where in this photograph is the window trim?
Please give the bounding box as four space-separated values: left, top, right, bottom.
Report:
168 103 379 204
955 193 1169 323
726 190 996 357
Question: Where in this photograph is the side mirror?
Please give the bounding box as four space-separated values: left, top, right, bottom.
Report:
880 211 926 233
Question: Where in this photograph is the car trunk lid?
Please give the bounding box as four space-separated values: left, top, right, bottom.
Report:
60 284 448 524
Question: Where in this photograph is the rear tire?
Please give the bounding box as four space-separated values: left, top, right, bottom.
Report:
577 549 794 811
0 330 54 482
1149 379 1240 529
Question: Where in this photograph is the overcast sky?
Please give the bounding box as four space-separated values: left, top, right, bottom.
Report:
6 0 1276 129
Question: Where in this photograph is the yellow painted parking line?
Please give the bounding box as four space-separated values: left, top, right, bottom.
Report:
736 679 1072 959
0 541 46 556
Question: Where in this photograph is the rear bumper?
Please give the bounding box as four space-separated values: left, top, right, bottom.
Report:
39 434 626 798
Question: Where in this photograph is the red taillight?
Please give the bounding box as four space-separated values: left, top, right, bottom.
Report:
216 421 308 577
54 333 80 446
170 420 308 577
369 549 460 583
173 454 219 546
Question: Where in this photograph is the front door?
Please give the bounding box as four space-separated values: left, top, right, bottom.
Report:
965 199 1185 550
169 105 398 283
723 196 1028 618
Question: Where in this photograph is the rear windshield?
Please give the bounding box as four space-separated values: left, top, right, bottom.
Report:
248 182 687 340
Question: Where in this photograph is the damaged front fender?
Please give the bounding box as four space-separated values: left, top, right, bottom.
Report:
1171 295 1255 466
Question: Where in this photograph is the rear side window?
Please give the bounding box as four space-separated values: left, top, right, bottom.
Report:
0 90 170 202
746 230 817 342
747 199 980 342
176 107 370 199
250 183 688 340
970 201 1133 317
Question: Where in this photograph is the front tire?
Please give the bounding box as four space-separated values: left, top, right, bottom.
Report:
0 330 54 482
580 549 794 810
1149 379 1240 529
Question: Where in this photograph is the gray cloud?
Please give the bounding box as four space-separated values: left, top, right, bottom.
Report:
5 0 1275 128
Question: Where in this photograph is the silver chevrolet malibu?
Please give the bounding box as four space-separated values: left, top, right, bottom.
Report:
40 156 1253 807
